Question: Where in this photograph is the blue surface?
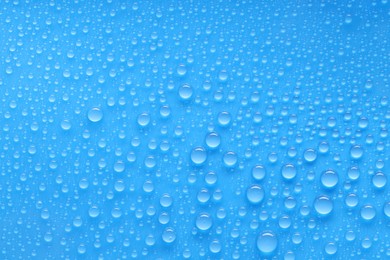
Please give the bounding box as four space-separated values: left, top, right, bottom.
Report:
0 1 389 259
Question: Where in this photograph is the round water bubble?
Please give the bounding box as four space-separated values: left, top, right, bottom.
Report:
61 120 71 130
88 107 103 122
257 231 277 254
281 164 297 180
319 142 329 153
246 184 265 204
347 166 360 181
303 148 317 162
384 201 390 218
252 165 266 181
177 64 187 76
205 171 217 186
372 172 387 189
209 239 221 253
217 111 231 127
325 242 337 256
162 228 176 243
137 112 151 127
350 145 363 159
89 206 100 218
205 132 221 149
360 205 376 221
223 151 237 167
196 213 213 231
321 170 338 189
345 193 358 208
190 147 207 165
314 196 333 216
179 84 193 100
218 70 228 81
160 193 173 208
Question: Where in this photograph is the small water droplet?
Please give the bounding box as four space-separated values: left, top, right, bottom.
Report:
321 170 338 189
281 164 297 180
246 184 265 204
190 147 207 165
88 107 103 122
223 151 237 167
162 227 176 243
360 205 376 221
303 148 317 162
196 213 213 231
314 195 333 215
205 132 221 149
179 84 193 100
257 231 277 254
252 165 266 181
350 145 363 159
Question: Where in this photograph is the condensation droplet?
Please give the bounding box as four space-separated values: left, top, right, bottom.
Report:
314 195 333 216
246 184 265 204
257 231 277 254
88 107 103 122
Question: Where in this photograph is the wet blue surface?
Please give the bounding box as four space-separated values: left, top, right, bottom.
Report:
0 1 389 259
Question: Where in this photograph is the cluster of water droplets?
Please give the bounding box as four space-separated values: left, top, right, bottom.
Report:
0 0 389 259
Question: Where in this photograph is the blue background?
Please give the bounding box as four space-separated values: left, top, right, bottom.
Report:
0 0 389 259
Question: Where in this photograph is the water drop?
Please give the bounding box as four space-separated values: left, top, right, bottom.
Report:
88 107 103 122
350 145 363 159
179 84 193 100
89 206 100 218
314 195 333 216
209 239 221 253
384 202 390 218
321 170 338 189
217 111 231 127
196 213 213 231
223 151 237 167
257 231 277 254
372 172 387 189
281 164 297 180
162 228 176 243
325 242 337 255
246 184 265 204
347 166 360 181
160 193 173 207
360 205 376 221
137 112 151 127
190 147 207 165
303 148 317 162
205 132 221 149
252 165 266 181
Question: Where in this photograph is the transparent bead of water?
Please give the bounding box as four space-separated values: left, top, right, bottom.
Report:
257 231 278 254
246 184 265 204
314 195 333 216
88 107 103 122
281 164 297 180
196 213 213 231
190 147 207 165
